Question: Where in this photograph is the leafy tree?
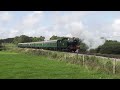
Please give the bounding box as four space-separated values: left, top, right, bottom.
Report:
95 40 120 54
13 35 32 44
39 36 45 41
0 38 14 43
79 42 88 53
13 35 45 44
50 35 72 40
50 35 61 40
13 36 20 44
32 36 45 42
19 35 32 43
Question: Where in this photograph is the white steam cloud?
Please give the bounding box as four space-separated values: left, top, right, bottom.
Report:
79 31 106 50
66 23 106 50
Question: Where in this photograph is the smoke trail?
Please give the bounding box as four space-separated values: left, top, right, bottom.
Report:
64 22 106 50
79 31 106 50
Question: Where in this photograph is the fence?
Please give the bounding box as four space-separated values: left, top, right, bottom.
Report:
16 48 120 75
75 54 119 74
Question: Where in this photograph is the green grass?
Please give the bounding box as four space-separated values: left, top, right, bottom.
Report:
0 51 119 79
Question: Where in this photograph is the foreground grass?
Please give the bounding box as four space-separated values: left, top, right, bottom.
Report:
0 51 119 79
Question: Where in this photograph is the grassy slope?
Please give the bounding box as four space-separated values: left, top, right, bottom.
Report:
0 51 119 79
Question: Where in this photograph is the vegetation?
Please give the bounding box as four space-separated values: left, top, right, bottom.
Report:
79 42 88 53
0 42 2 51
0 38 14 43
0 35 45 45
50 35 61 40
0 51 120 79
13 35 45 44
3 43 17 51
91 40 120 54
32 36 45 42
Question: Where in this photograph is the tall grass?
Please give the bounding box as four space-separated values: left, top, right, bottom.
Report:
9 48 120 75
2 43 17 51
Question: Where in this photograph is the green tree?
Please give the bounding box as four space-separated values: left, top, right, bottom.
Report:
50 35 60 40
32 37 40 42
13 36 20 44
19 35 32 43
79 42 88 53
95 40 120 54
39 36 45 41
13 35 32 44
32 36 45 42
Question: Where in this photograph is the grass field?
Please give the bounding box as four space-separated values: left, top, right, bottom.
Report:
0 51 119 79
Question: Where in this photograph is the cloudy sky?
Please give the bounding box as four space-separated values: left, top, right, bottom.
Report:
0 11 120 49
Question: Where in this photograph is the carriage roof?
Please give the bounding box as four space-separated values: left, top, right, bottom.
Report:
18 40 58 44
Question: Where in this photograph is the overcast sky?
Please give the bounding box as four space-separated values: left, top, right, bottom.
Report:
0 11 120 49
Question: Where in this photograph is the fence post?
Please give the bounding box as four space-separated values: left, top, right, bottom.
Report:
83 55 85 66
113 59 116 74
76 49 79 60
65 54 67 59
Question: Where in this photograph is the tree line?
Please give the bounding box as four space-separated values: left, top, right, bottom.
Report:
89 40 120 54
0 35 45 44
0 35 120 54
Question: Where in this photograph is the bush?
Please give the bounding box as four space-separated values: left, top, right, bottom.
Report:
104 61 113 74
